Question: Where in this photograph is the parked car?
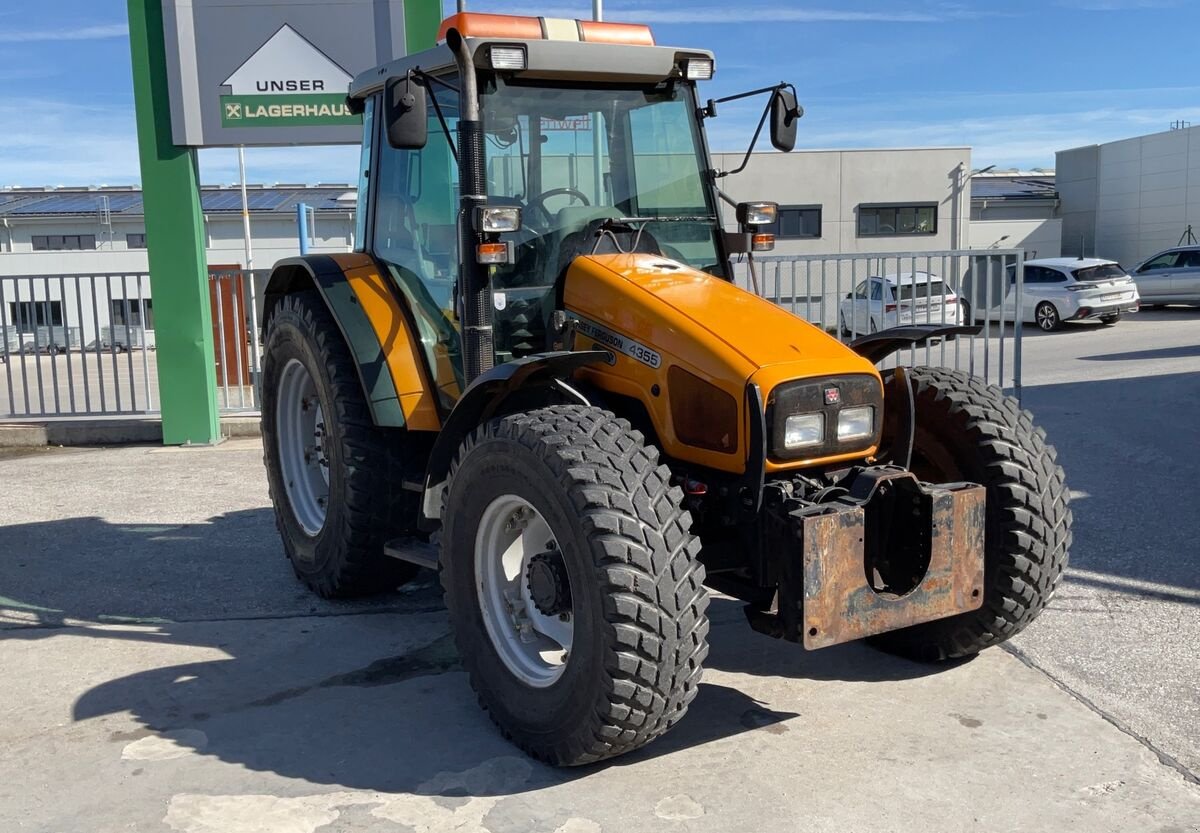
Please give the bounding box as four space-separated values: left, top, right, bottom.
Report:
1129 246 1200 306
838 272 964 336
967 258 1139 331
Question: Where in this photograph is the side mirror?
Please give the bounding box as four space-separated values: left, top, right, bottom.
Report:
770 89 801 153
385 75 427 149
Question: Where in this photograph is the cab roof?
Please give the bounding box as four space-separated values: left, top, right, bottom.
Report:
349 12 713 99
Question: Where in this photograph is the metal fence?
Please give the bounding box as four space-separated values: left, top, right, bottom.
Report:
747 248 1026 399
0 270 264 419
1 251 1026 419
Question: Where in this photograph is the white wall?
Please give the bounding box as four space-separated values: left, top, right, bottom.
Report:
1059 125 1200 265
713 147 973 256
970 218 1062 260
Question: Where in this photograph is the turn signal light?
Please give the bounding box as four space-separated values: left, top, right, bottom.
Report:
477 242 513 264
752 233 775 252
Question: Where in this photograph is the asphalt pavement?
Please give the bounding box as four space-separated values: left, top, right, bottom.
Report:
0 307 1197 832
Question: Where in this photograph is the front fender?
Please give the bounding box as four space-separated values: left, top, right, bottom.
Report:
848 324 980 364
419 350 610 527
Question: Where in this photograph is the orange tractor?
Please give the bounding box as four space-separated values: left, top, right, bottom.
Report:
260 12 1071 765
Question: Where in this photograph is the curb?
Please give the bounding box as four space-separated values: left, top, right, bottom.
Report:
0 416 262 448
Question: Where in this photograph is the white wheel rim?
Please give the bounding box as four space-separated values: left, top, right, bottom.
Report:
276 358 329 536
475 495 574 688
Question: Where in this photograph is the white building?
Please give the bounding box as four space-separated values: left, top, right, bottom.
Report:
1057 123 1200 265
713 147 974 256
0 185 355 348
969 171 1060 260
0 151 1063 349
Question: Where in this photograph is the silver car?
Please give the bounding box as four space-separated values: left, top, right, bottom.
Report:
1130 246 1200 306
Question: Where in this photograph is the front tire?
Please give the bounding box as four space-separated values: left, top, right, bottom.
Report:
871 367 1071 661
441 405 709 765
261 291 418 598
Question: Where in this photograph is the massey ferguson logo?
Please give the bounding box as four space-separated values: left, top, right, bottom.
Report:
824 386 841 406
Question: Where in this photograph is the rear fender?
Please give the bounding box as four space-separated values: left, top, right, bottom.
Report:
420 350 610 528
263 254 439 430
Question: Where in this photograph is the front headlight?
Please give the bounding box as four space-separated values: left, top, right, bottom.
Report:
837 406 875 441
475 206 522 234
784 413 825 449
766 374 883 460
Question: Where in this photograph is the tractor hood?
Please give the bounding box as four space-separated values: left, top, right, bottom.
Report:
563 253 876 377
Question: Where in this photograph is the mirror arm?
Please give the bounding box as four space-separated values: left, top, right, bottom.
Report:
414 70 458 164
701 82 790 117
712 96 772 180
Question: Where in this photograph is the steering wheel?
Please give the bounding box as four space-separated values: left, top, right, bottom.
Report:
524 187 591 229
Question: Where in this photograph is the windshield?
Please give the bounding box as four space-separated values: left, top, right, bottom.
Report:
480 77 724 288
1072 264 1127 282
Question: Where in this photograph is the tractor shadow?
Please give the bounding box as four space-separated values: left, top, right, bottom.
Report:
1 510 947 797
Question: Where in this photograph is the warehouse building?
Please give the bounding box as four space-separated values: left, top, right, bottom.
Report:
1057 123 1200 266
0 149 1061 350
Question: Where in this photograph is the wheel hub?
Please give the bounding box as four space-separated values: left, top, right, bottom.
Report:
526 550 571 616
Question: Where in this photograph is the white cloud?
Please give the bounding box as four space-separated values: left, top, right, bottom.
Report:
0 23 129 43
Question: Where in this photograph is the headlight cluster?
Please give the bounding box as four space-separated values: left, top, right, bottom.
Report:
768 375 883 459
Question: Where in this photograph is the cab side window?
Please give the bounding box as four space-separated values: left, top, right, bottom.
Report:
372 78 463 406
870 281 884 301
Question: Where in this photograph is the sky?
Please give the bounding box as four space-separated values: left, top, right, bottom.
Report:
1 0 1199 187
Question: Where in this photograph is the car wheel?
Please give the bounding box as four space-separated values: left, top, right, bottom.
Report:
1035 302 1060 332
960 299 972 324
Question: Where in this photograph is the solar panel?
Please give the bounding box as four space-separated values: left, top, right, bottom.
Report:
248 191 289 210
200 191 243 211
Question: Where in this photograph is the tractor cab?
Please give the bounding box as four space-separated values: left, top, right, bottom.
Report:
347 12 796 394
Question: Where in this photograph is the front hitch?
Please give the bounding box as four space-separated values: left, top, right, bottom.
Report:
749 467 985 649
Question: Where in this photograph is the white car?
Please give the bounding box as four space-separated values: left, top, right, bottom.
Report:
838 272 964 336
969 258 1139 331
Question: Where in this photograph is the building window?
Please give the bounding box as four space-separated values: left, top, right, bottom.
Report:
126 233 147 249
111 298 154 330
10 300 63 330
857 204 937 236
31 234 97 251
767 206 821 239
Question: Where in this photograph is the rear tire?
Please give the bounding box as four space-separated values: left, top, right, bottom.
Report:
870 366 1071 661
441 405 709 765
262 291 418 598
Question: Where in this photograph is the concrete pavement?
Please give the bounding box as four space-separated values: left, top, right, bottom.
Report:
1 309 1198 832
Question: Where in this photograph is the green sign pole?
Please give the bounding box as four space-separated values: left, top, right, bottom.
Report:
404 0 441 53
128 0 220 445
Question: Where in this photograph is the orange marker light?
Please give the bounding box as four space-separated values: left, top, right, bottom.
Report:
477 242 512 265
438 13 655 47
752 233 776 252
